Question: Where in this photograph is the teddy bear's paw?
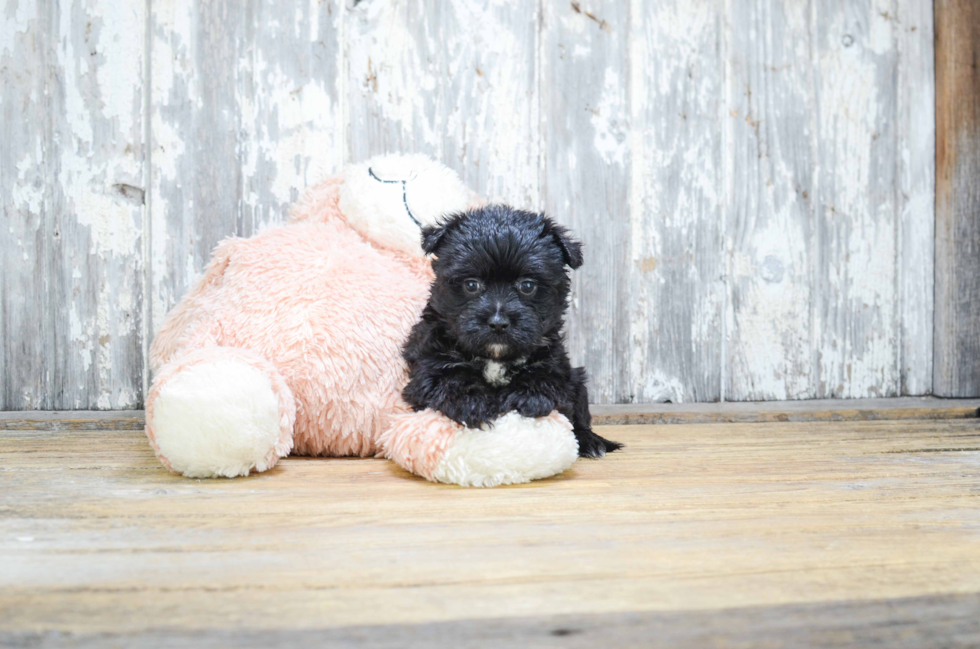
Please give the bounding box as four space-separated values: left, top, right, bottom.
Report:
145 348 296 478
381 410 578 487
434 412 579 487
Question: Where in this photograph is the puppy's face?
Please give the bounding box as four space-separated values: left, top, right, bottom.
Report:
421 206 583 359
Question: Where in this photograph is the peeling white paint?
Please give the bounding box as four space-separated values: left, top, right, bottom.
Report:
11 150 43 214
347 0 539 207
636 372 686 404
2 1 37 59
91 0 143 136
868 0 895 55
591 68 628 167
813 9 898 398
349 0 437 148
72 192 141 257
1 0 148 409
70 304 95 373
1 0 936 409
626 0 727 403
240 54 338 211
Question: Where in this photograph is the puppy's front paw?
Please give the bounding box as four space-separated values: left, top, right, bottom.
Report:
576 429 624 459
441 397 498 429
502 394 555 419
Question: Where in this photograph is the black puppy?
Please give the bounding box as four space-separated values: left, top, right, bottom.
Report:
401 205 622 458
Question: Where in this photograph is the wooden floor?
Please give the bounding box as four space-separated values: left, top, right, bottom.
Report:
3 412 980 647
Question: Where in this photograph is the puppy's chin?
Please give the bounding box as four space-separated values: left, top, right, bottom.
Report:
486 343 508 359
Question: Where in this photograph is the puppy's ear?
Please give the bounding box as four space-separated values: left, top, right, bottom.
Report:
548 221 584 269
420 224 447 255
420 213 464 255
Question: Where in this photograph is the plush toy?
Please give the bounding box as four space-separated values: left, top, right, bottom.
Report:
144 154 579 487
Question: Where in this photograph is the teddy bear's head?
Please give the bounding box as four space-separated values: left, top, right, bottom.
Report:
338 153 475 258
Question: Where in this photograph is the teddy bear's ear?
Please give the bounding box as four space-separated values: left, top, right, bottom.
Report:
548 221 584 269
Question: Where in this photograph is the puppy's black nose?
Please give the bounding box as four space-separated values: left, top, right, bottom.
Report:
488 313 510 333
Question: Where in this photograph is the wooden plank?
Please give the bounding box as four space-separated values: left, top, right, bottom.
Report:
4 397 978 430
2 420 980 637
725 0 818 401
592 397 980 425
148 0 344 337
628 0 724 403
5 592 980 648
541 0 631 403
0 0 146 409
727 0 931 401
0 411 145 431
345 0 541 206
811 0 904 399
896 0 935 395
148 0 244 338
934 0 980 397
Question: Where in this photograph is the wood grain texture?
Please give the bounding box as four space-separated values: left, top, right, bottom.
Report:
591 396 980 425
3 397 978 430
811 0 902 399
0 0 146 410
726 0 817 400
542 0 631 403
726 0 935 401
346 0 541 207
5 593 980 648
896 0 935 396
1 0 942 407
148 0 345 336
0 410 145 431
2 420 980 640
934 0 980 397
628 0 724 403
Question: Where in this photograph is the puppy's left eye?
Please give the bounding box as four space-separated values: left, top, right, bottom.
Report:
518 280 537 296
463 279 482 295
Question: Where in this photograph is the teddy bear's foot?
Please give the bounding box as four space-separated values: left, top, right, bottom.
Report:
145 347 296 478
380 410 579 487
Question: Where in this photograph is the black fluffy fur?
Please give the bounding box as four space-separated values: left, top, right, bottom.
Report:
402 205 622 459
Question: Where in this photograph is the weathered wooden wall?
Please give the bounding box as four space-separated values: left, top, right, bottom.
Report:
1 0 937 408
1 0 146 409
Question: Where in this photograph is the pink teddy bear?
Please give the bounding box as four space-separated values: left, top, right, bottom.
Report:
144 154 579 487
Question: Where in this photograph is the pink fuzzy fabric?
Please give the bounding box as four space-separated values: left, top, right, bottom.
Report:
145 347 297 473
149 179 434 458
378 409 463 480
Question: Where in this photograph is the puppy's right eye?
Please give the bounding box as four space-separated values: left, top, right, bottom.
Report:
463 279 482 295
